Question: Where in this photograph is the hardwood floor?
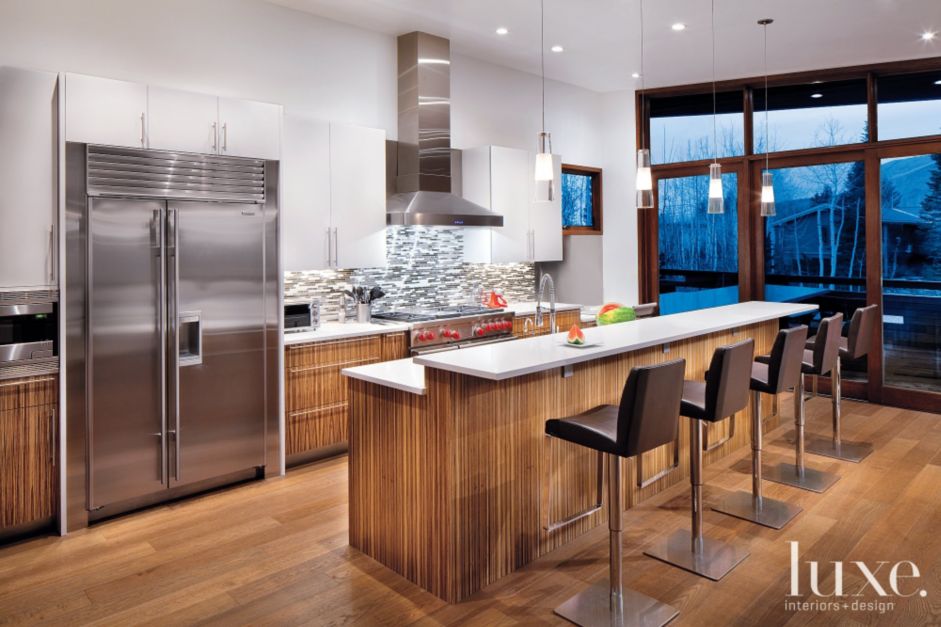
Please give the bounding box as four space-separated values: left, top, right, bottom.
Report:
1 395 940 626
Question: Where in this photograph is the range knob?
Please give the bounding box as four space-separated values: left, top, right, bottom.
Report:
451 331 461 340
486 323 495 331
476 327 485 337
425 330 436 340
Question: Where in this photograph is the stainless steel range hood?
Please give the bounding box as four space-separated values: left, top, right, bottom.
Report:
387 32 503 227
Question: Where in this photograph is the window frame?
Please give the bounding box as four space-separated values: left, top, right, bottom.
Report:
635 56 941 412
560 163 603 235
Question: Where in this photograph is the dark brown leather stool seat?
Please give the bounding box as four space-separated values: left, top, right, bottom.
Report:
644 339 754 582
714 326 808 529
546 359 687 627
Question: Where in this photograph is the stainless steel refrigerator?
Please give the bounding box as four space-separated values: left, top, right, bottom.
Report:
66 145 280 524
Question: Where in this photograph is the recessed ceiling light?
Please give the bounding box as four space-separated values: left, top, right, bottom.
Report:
922 30 937 41
811 93 823 99
632 72 641 79
935 79 941 85
551 45 564 53
496 27 509 35
671 22 687 32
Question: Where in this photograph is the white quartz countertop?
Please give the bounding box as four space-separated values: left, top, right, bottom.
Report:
342 358 426 395
284 321 411 346
503 301 581 316
414 301 817 381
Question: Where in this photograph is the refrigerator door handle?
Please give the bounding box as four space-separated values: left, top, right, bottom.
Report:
156 208 167 485
167 207 181 482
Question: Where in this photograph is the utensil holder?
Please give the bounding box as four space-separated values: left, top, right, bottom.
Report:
357 303 371 323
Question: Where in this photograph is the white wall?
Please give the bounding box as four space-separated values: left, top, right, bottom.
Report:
0 0 637 304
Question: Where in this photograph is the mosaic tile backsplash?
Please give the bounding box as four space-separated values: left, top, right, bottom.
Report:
284 226 537 320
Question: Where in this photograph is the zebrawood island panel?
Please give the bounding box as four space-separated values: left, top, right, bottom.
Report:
348 321 778 603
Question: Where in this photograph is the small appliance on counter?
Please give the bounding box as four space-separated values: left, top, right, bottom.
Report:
0 293 58 380
284 299 320 333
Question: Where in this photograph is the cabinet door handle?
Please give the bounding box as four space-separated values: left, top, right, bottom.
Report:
48 225 55 283
49 407 56 467
333 228 339 267
211 122 218 152
221 122 228 152
140 112 146 147
325 227 332 267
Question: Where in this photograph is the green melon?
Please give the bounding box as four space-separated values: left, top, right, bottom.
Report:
597 306 636 326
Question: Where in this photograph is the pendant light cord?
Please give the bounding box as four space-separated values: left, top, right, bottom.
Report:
639 0 646 151
541 0 546 133
711 0 717 164
763 21 770 170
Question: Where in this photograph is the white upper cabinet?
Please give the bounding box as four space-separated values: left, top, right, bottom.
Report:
218 97 281 160
65 73 281 160
280 118 388 271
529 154 563 262
147 86 219 154
328 123 387 269
462 146 563 264
0 67 59 290
65 73 147 149
281 115 332 271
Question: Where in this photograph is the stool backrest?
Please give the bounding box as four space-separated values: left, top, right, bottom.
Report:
846 304 878 360
633 303 658 319
766 325 809 394
811 313 843 375
705 339 754 420
617 358 686 457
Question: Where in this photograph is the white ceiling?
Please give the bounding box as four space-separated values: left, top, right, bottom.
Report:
266 0 941 92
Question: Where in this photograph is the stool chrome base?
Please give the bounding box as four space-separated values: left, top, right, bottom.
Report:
763 462 839 493
712 491 802 530
555 581 679 627
644 529 749 581
804 436 873 463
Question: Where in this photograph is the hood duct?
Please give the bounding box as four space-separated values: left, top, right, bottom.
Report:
387 32 503 227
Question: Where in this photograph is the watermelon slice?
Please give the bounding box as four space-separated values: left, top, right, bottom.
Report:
566 324 585 345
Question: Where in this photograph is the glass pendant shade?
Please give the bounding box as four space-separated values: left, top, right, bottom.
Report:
760 171 776 216
534 131 554 202
707 163 724 214
635 148 654 208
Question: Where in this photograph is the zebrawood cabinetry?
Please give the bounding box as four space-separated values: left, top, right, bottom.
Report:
285 332 409 461
512 309 582 338
0 375 57 534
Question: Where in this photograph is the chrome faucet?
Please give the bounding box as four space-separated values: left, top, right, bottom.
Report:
522 317 536 337
535 273 556 333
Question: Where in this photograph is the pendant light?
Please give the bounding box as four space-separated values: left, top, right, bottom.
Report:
758 18 776 216
635 0 654 208
534 0 555 202
707 0 724 214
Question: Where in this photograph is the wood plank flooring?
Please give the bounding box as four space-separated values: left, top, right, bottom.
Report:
1 395 940 626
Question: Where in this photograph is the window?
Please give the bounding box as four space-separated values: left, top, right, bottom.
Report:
754 79 868 152
763 160 867 380
649 91 744 164
880 152 941 392
878 72 941 141
657 172 739 315
561 164 602 234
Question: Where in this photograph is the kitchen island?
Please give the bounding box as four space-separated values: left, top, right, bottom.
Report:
343 301 817 603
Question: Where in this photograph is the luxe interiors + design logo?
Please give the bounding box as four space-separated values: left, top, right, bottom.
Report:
785 541 928 615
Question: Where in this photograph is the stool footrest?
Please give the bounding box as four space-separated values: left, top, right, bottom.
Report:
644 529 749 581
712 490 802 530
554 580 679 627
804 436 873 463
763 462 839 493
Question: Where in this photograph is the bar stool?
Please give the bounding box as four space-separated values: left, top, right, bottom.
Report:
546 358 686 627
644 339 754 581
763 313 842 493
712 326 808 529
805 305 878 462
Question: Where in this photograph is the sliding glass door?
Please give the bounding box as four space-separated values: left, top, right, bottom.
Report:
654 167 743 315
879 149 941 396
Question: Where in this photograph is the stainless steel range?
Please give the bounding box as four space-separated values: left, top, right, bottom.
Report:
373 305 514 354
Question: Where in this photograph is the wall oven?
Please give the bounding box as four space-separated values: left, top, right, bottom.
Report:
0 302 57 373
